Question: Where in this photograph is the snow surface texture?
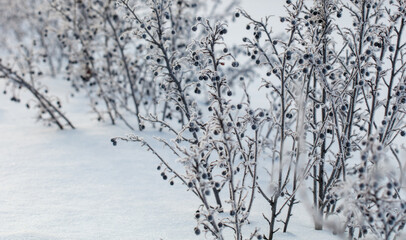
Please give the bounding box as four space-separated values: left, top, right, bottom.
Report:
0 0 345 239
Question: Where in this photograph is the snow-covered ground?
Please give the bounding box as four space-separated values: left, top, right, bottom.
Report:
0 91 200 239
0 80 345 240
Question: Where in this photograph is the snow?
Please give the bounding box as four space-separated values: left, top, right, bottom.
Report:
0 81 344 239
0 92 200 239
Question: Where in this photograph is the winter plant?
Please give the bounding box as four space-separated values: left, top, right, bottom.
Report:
112 1 262 238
